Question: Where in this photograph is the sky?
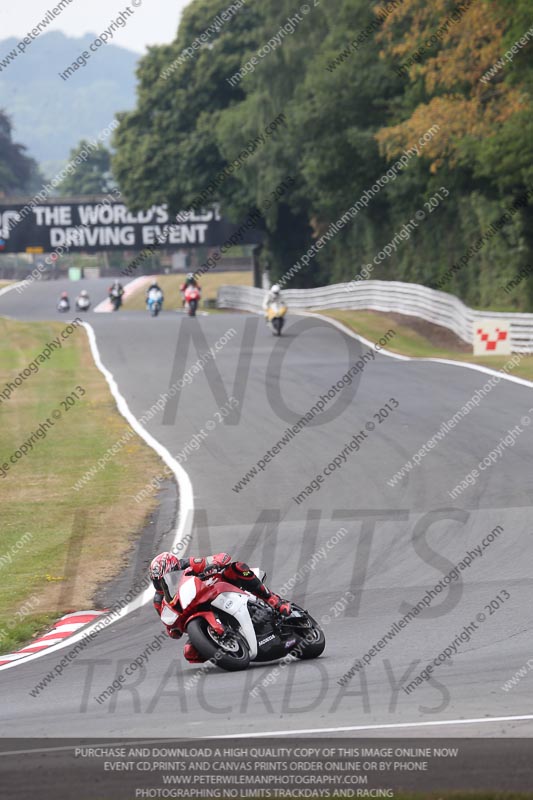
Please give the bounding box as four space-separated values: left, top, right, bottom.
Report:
0 0 193 53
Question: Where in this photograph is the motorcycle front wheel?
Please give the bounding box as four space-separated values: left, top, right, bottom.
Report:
188 299 198 317
272 317 283 336
187 617 250 671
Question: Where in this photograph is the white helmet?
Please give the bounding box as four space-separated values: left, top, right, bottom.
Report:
271 284 280 295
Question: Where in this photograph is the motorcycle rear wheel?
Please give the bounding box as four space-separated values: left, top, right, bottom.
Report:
187 617 250 671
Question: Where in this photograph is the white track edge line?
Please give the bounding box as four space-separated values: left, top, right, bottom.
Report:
0 281 26 299
1 714 533 754
0 321 194 672
300 310 533 388
202 714 533 738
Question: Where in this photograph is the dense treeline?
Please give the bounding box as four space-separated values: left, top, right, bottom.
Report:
112 0 533 310
0 110 41 196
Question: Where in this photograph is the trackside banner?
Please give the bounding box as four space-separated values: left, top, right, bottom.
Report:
0 197 263 254
1 738 533 797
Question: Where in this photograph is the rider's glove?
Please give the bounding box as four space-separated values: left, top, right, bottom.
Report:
212 553 231 568
189 557 209 574
189 553 231 574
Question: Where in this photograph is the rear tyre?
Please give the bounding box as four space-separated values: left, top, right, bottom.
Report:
294 615 326 660
187 617 250 671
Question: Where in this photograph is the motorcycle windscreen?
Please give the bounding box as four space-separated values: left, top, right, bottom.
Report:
162 571 182 603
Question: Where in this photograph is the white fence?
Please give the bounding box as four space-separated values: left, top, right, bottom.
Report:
217 281 533 353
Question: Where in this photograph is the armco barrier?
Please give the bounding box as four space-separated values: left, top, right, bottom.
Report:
217 280 533 353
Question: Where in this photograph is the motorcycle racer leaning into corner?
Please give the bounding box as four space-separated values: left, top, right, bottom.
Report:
149 552 292 663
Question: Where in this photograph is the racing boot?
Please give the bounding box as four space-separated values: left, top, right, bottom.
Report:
184 643 207 664
224 561 292 616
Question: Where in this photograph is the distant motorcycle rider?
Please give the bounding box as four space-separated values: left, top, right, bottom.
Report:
149 552 291 663
146 281 163 299
180 272 200 292
180 273 200 302
75 289 91 310
146 282 164 313
109 280 124 298
57 291 70 311
262 283 284 319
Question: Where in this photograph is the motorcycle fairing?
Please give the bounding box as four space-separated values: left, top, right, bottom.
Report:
179 576 198 610
267 303 287 320
160 570 309 662
211 591 258 659
186 609 224 635
161 605 179 626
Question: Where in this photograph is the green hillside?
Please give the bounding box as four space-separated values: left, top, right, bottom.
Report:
0 31 138 177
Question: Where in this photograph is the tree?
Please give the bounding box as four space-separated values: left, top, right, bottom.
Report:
375 0 533 307
113 0 262 212
375 1 521 165
112 0 533 308
58 140 114 195
0 110 40 196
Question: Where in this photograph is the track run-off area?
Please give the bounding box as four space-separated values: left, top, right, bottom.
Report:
1 277 533 739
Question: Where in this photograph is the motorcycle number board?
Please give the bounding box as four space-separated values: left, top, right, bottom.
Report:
473 320 511 355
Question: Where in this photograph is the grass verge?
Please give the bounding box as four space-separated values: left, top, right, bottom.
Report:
124 271 253 311
321 309 533 383
0 317 163 654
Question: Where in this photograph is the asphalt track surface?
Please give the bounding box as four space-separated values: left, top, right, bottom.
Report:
1 277 533 739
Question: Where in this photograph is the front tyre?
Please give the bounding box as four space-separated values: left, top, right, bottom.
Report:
272 317 283 336
189 299 198 317
295 615 326 659
187 617 250 671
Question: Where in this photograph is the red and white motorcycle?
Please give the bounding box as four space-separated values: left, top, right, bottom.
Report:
160 566 325 671
183 285 201 317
